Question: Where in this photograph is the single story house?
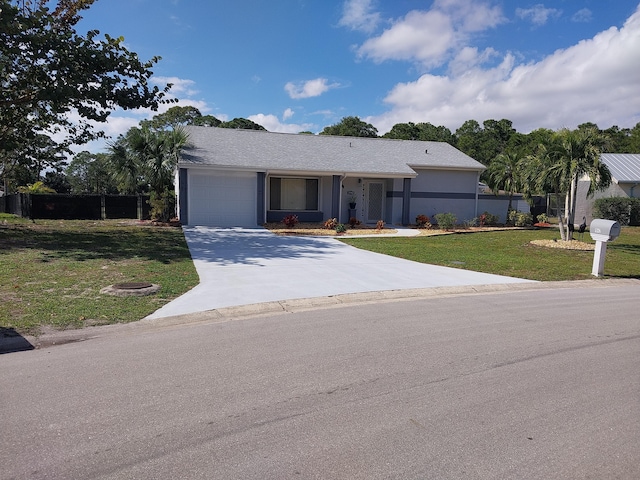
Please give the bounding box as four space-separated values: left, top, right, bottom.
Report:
575 153 640 224
176 126 494 227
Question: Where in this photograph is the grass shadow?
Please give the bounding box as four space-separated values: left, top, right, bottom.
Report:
0 222 192 264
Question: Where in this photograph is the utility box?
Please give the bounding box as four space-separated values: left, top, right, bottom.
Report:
589 219 621 243
589 219 621 277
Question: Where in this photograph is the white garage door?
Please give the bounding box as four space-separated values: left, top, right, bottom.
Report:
188 171 257 227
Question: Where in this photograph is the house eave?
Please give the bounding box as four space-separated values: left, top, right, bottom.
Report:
178 162 417 178
408 164 486 172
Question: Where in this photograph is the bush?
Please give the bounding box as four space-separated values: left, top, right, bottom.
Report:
464 218 478 228
323 218 338 229
376 220 385 230
415 214 431 228
349 217 361 227
593 197 640 226
282 214 299 227
434 212 457 230
149 188 175 222
536 213 549 224
508 210 533 227
480 211 499 226
335 223 347 233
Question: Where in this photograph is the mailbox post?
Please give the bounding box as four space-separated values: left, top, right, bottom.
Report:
589 219 621 277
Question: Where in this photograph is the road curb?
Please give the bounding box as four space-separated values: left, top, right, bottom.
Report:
8 278 640 352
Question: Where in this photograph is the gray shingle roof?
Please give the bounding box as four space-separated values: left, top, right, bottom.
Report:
180 126 485 177
601 154 640 183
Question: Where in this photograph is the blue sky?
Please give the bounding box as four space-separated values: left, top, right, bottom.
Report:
76 0 640 151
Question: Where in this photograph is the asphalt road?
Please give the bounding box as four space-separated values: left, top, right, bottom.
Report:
2 284 639 479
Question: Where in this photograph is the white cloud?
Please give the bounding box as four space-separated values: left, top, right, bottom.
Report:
248 114 314 133
338 0 381 33
67 77 218 154
448 46 499 77
151 76 199 97
357 10 454 67
283 108 295 120
355 0 505 68
572 8 592 23
284 78 340 99
516 4 562 27
367 5 640 134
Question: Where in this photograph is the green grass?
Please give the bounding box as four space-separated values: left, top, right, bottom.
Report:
0 217 198 335
341 226 640 281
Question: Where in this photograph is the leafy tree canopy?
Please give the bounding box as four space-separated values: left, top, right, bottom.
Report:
219 118 266 130
320 116 378 137
383 122 456 145
0 0 173 190
65 151 118 194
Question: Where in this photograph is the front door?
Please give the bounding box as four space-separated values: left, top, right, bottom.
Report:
364 181 384 224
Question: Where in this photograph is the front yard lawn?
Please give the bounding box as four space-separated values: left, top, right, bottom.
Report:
0 216 199 335
341 226 640 281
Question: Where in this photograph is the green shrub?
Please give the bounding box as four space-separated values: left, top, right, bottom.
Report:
480 211 499 226
593 197 640 226
508 210 533 227
536 213 549 224
149 188 175 222
434 212 457 230
465 218 478 228
335 223 347 233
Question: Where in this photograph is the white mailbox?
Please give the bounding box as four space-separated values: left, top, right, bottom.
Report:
589 219 621 242
589 219 621 277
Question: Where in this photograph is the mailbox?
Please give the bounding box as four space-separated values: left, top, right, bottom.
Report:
589 219 620 242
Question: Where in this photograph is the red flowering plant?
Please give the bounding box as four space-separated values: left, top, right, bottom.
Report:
282 214 299 228
415 214 431 228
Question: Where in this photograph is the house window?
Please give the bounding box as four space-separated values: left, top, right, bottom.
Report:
270 177 319 210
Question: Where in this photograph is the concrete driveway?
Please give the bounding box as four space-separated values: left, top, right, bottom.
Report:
147 227 535 319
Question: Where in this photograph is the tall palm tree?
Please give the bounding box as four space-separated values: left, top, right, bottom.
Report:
484 152 523 224
526 143 571 239
533 128 611 240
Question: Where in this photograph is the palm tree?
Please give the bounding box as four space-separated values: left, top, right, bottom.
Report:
525 143 570 239
132 127 189 221
532 128 611 240
484 152 523 224
107 140 141 194
108 126 189 221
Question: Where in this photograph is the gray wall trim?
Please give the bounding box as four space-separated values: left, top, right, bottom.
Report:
389 191 477 200
332 175 341 219
178 168 188 225
257 172 266 224
402 178 411 225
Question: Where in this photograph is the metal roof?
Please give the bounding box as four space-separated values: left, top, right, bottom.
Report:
601 154 640 183
179 126 485 177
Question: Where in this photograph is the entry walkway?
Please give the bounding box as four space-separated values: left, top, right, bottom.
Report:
147 227 535 319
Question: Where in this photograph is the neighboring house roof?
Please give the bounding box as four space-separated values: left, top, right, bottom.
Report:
180 126 485 177
601 154 640 183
